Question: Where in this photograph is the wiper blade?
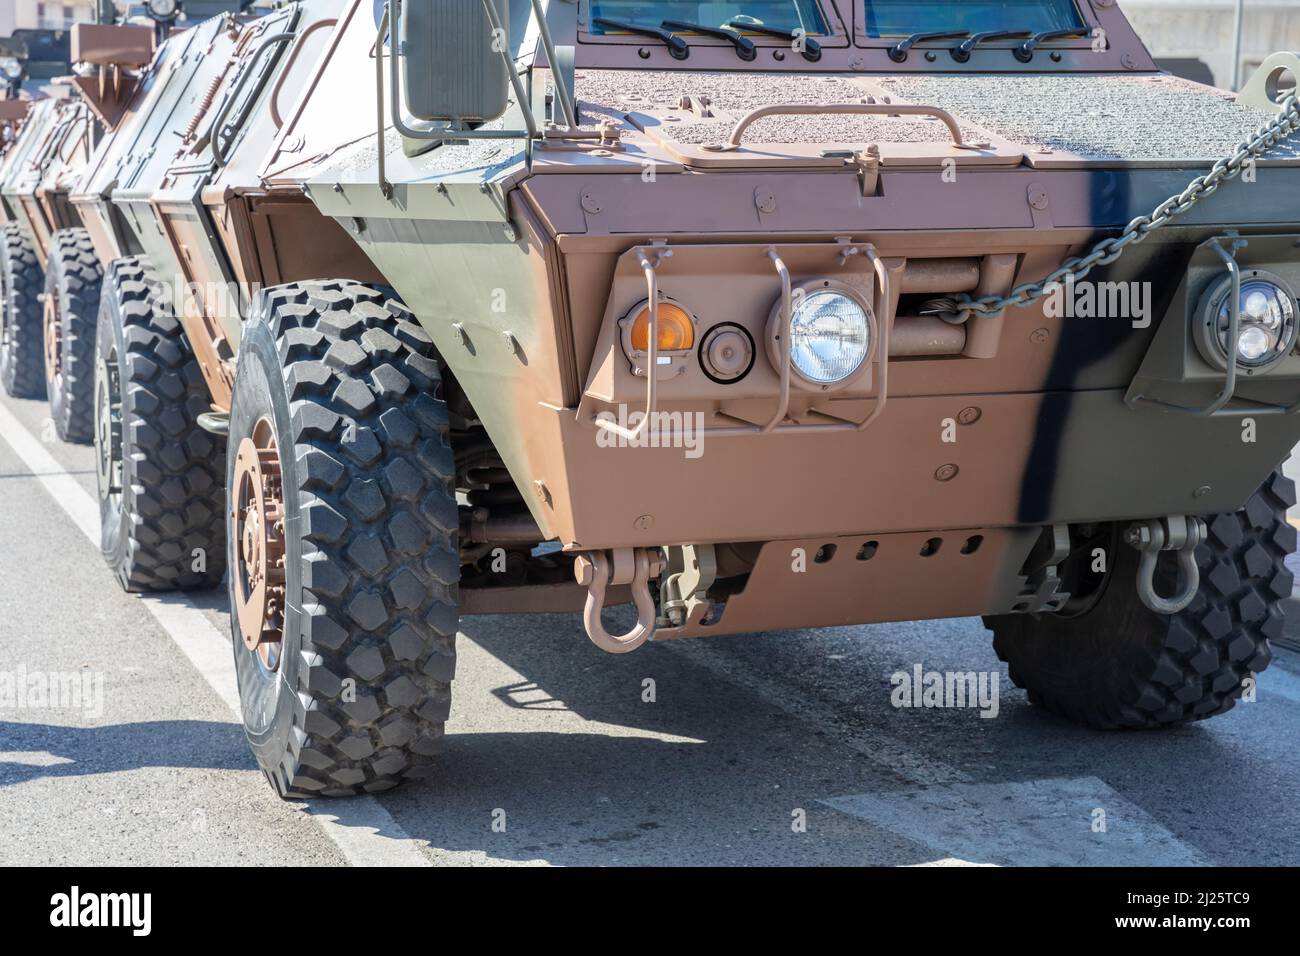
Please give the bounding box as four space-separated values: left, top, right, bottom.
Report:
888 31 970 64
661 20 755 61
951 30 1032 63
1015 27 1093 63
592 17 690 60
724 20 822 62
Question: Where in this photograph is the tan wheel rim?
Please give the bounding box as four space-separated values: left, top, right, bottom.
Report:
43 285 60 387
231 416 286 670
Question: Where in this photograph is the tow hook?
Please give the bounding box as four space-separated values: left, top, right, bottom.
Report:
574 548 663 653
1124 516 1207 615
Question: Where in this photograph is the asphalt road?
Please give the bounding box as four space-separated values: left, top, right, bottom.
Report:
2 387 1299 867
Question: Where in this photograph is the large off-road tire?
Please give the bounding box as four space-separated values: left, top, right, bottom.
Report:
229 280 458 798
94 257 226 591
0 223 46 399
987 471 1295 728
44 228 103 442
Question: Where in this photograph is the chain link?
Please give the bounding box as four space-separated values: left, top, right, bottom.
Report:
952 93 1300 321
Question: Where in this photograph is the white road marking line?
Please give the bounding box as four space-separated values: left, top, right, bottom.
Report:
823 776 1209 866
0 399 431 867
907 858 997 867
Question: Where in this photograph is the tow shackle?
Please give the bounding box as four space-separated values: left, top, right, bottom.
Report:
575 548 662 653
1124 516 1207 615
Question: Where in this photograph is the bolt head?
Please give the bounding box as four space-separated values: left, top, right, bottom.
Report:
1125 526 1152 548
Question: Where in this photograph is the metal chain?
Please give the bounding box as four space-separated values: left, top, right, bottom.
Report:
952 93 1300 321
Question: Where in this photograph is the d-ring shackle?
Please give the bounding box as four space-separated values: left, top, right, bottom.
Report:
575 549 659 653
1125 516 1206 615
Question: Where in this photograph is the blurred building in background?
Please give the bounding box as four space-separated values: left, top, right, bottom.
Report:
0 1 99 36
1122 0 1300 90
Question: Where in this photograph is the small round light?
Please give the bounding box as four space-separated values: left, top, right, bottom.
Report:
700 323 754 383
782 288 871 385
0 57 21 81
146 0 180 21
629 300 694 352
1206 276 1298 369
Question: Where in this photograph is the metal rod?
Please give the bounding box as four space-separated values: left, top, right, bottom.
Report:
529 0 577 129
375 9 391 198
1203 238 1240 416
1231 0 1245 91
855 247 891 431
593 248 663 442
478 0 539 138
761 247 792 432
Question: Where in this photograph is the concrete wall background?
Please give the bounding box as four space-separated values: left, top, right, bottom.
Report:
1121 0 1300 89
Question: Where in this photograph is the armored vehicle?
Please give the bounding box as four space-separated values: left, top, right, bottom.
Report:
61 0 1300 797
0 24 155 439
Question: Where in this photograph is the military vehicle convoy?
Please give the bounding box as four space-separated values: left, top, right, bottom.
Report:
0 23 155 437
2 0 1300 798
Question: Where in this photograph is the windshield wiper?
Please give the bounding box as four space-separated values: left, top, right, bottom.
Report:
1014 27 1093 63
661 20 756 61
888 31 969 64
951 30 1032 63
724 20 822 62
592 17 690 60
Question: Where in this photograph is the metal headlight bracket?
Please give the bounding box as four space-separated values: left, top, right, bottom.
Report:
1126 234 1300 417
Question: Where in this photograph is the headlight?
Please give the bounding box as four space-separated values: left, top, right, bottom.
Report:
769 283 872 387
146 0 180 20
1195 271 1298 371
0 57 21 81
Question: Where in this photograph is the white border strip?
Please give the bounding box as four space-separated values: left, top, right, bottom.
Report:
0 399 431 867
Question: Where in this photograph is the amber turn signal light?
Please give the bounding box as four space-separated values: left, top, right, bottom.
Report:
629 301 695 352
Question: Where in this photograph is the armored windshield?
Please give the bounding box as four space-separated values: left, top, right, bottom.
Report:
588 1 830 34
862 0 1085 36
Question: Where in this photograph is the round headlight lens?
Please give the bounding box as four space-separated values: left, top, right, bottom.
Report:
0 57 21 81
787 290 871 385
1214 279 1297 368
147 0 180 20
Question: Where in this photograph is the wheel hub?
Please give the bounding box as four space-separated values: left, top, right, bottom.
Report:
231 417 286 669
43 286 61 387
94 356 122 501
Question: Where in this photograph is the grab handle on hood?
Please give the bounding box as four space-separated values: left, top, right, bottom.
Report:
711 102 966 151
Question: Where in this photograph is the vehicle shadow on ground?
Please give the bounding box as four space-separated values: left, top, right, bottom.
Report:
373 611 1293 865
0 719 254 786
367 612 950 865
